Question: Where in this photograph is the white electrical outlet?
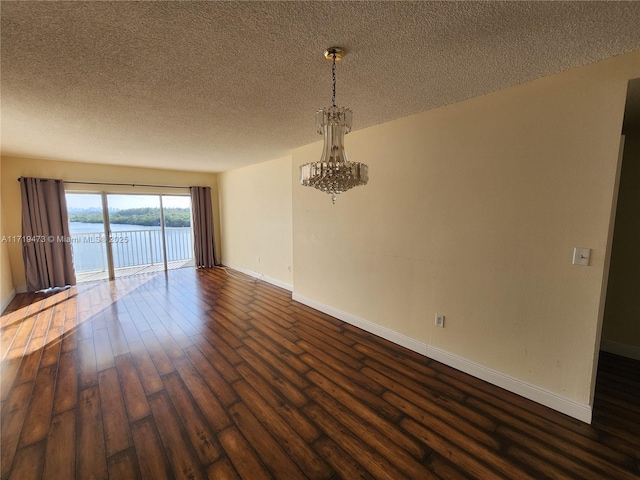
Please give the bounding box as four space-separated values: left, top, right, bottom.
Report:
435 314 445 327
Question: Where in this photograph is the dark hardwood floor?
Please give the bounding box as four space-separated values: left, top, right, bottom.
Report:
1 267 639 479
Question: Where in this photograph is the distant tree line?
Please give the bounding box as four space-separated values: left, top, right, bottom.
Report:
69 208 191 227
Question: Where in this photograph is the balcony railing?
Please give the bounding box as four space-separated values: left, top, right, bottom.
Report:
70 227 193 274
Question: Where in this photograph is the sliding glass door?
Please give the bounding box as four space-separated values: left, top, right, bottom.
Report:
107 194 163 278
66 192 194 282
66 193 110 282
161 195 195 270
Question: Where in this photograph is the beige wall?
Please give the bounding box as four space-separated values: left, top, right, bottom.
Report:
218 156 293 287
0 227 14 311
602 128 640 350
1 156 220 290
292 50 640 407
1 161 16 311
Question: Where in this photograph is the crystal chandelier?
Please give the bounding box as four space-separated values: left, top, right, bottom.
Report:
300 47 368 204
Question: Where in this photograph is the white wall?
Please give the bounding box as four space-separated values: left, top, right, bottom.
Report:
218 156 293 289
291 50 640 421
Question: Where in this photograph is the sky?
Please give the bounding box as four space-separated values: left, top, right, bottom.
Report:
66 193 191 211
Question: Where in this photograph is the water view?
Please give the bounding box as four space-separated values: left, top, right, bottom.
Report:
69 222 194 272
69 222 157 233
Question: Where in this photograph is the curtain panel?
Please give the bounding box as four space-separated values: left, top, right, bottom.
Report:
190 186 218 268
20 177 76 291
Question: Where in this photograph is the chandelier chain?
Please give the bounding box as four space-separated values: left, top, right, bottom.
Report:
331 55 336 107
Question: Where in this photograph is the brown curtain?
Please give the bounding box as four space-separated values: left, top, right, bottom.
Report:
20 177 76 291
190 186 217 268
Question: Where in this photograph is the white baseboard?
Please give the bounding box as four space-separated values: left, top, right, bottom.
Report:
222 262 293 292
600 339 640 362
292 292 427 355
292 291 592 424
426 345 592 423
1 290 16 314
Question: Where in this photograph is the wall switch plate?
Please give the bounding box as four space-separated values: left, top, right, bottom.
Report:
435 314 445 327
572 248 590 266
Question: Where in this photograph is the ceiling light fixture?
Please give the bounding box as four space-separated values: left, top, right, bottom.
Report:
300 47 368 204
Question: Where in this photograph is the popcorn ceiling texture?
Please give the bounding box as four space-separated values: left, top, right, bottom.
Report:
2 1 640 172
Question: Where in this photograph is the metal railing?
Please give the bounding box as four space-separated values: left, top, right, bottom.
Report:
70 227 193 273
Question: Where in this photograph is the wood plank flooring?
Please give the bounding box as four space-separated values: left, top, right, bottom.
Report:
1 267 639 479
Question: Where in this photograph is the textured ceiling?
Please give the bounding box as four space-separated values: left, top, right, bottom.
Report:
2 1 640 173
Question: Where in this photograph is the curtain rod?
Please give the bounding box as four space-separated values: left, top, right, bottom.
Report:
17 178 190 189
